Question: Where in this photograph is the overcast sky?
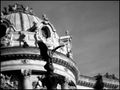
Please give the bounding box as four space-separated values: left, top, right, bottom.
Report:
1 1 119 78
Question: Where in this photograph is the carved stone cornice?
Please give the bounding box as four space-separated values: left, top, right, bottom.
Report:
1 54 78 82
1 47 79 82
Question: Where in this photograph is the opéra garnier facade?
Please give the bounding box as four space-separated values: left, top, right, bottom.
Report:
0 3 79 89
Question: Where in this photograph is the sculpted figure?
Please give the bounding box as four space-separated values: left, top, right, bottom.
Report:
37 41 64 89
94 74 104 90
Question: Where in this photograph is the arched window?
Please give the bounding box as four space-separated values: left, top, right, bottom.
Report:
0 19 11 38
41 26 51 38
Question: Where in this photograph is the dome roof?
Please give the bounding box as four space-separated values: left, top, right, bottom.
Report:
2 12 43 31
1 3 46 32
1 3 60 48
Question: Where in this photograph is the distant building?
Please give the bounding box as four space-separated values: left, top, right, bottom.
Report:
77 74 119 89
0 3 119 89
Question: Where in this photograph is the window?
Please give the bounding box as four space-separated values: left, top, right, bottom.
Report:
41 26 51 38
0 19 10 38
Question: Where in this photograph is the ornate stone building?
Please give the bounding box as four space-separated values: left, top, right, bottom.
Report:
0 3 79 89
0 3 119 89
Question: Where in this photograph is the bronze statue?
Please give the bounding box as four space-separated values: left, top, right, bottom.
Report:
8 5 14 13
27 22 37 32
42 14 48 21
93 74 104 90
37 41 65 89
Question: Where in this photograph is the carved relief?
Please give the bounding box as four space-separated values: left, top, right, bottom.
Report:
32 75 45 89
1 35 11 47
0 73 19 89
0 19 14 47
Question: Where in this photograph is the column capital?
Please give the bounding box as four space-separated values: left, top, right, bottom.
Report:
21 69 32 76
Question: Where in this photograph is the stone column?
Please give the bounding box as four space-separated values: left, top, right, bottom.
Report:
21 69 33 89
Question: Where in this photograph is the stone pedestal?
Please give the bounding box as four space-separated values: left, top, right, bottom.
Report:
23 76 32 89
21 69 33 89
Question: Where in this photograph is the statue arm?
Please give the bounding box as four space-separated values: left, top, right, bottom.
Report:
52 44 64 54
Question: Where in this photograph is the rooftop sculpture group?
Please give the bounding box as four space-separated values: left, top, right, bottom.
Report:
1 3 34 16
93 74 104 90
103 73 119 80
